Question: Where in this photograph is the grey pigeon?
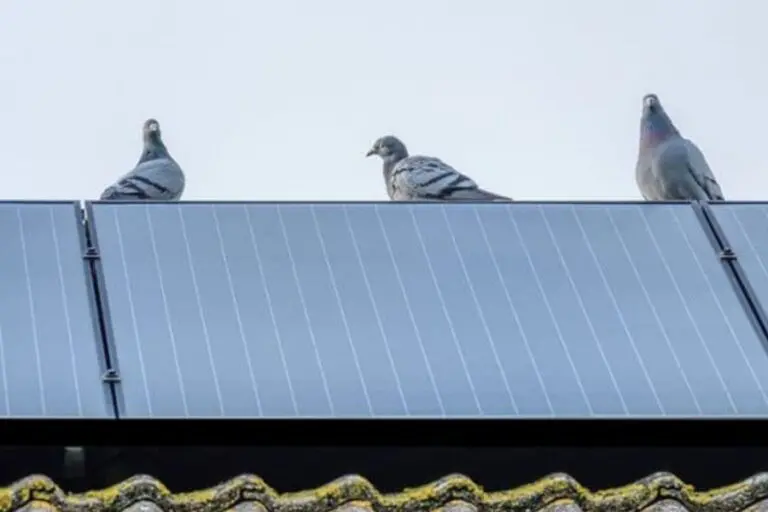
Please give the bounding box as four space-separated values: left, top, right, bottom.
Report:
101 118 186 201
366 135 511 201
636 94 724 201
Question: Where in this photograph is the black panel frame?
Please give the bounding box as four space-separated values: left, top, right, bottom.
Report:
83 201 126 419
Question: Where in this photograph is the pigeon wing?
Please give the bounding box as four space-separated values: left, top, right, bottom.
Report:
391 156 507 201
648 138 723 201
101 158 185 201
683 139 725 200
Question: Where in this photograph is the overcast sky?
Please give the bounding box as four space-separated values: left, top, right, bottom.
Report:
0 0 765 202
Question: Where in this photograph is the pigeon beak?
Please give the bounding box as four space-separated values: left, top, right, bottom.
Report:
365 148 376 157
643 95 658 110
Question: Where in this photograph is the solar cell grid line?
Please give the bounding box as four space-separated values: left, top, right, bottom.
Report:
537 206 629 414
370 206 446 416
110 205 159 416
401 206 486 415
436 207 518 414
602 208 700 414
275 205 338 415
310 206 375 416
472 208 554 416
176 206 226 415
88 200 768 418
212 206 264 416
243 205 299 415
569 206 665 414
476 206 591 415
0 201 112 418
499 206 604 415
339 205 422 416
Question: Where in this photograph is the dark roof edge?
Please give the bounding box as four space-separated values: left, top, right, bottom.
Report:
2 472 768 511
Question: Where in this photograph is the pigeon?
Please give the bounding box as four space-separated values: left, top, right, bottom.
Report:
636 94 724 201
100 118 186 201
365 135 511 201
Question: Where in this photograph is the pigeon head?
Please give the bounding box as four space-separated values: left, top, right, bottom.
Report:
143 118 162 141
639 93 680 149
139 118 170 162
366 135 409 163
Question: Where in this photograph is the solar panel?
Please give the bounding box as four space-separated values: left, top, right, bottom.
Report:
0 202 112 417
705 201 768 341
88 201 768 418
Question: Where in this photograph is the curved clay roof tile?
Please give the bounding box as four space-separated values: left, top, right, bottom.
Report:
2 472 768 511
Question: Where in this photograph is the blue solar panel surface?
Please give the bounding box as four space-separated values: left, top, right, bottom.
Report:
707 202 768 334
89 201 768 418
0 202 111 417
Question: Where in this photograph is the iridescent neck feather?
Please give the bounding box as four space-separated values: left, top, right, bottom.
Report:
382 145 409 180
139 133 170 164
640 107 681 150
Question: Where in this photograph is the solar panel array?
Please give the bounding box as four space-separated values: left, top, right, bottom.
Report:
85 201 768 418
0 202 112 417
6 200 768 418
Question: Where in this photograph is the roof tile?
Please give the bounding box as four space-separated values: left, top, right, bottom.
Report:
2 472 768 511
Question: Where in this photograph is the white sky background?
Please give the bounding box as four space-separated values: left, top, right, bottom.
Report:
0 0 765 201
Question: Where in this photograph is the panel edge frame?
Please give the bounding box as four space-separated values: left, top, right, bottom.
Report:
82 201 125 419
